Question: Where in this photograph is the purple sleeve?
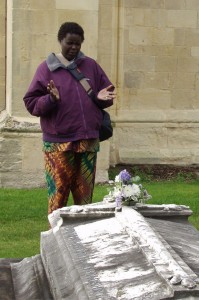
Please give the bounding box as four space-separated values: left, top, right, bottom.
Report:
23 63 58 117
92 61 114 109
76 57 115 109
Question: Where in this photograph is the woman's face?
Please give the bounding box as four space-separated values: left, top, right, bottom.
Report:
60 33 83 61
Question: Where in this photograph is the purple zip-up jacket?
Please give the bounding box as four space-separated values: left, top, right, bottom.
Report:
23 52 113 142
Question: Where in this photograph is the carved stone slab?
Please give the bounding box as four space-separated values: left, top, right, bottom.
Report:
10 203 199 299
11 255 53 300
0 259 22 300
147 217 199 278
135 203 193 220
45 204 199 299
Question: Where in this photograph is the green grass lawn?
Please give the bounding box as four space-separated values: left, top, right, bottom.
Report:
0 180 199 258
145 181 199 230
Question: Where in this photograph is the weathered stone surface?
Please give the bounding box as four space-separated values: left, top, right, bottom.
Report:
147 218 199 278
135 203 193 221
0 0 5 112
0 117 110 187
11 255 53 300
2 0 199 184
167 10 197 28
0 124 45 188
43 204 199 299
41 230 78 300
46 206 172 299
0 259 22 300
9 203 199 299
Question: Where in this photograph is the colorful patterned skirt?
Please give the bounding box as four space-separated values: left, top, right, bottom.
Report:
44 149 97 214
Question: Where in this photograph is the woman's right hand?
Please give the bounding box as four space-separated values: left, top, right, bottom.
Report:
47 80 60 101
97 85 116 101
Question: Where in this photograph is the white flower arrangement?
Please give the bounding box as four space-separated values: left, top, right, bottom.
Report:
104 169 152 208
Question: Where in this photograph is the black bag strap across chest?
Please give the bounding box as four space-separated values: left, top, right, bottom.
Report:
56 53 95 100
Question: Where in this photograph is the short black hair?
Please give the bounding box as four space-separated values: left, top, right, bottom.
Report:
57 22 84 42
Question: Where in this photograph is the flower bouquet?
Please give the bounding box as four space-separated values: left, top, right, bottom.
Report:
104 169 152 208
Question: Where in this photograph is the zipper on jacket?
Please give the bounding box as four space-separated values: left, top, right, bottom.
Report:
75 82 88 138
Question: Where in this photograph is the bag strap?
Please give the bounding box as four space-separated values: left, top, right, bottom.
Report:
56 53 94 98
68 68 95 99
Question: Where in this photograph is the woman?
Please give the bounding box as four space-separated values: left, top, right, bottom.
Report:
23 22 116 214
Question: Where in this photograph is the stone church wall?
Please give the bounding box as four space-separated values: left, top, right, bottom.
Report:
0 0 199 187
105 0 199 166
0 0 6 112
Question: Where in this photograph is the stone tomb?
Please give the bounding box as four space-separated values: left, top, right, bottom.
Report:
1 203 199 299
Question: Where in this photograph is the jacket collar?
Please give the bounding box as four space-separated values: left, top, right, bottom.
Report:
46 51 85 72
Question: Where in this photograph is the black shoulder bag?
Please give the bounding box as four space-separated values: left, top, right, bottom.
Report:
56 54 113 142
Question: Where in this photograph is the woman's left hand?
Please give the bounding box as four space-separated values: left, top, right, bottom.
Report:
97 85 116 101
47 80 60 102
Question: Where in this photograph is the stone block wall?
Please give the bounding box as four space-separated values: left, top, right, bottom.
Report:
97 0 199 166
0 0 6 112
10 0 100 117
0 0 111 187
0 131 44 188
1 0 199 187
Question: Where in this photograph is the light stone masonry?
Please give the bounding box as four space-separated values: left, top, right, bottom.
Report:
1 0 199 188
164 0 186 10
167 10 198 28
185 29 199 47
191 46 199 57
186 0 199 10
12 0 55 10
0 0 5 112
131 88 171 109
124 55 156 72
55 0 98 10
